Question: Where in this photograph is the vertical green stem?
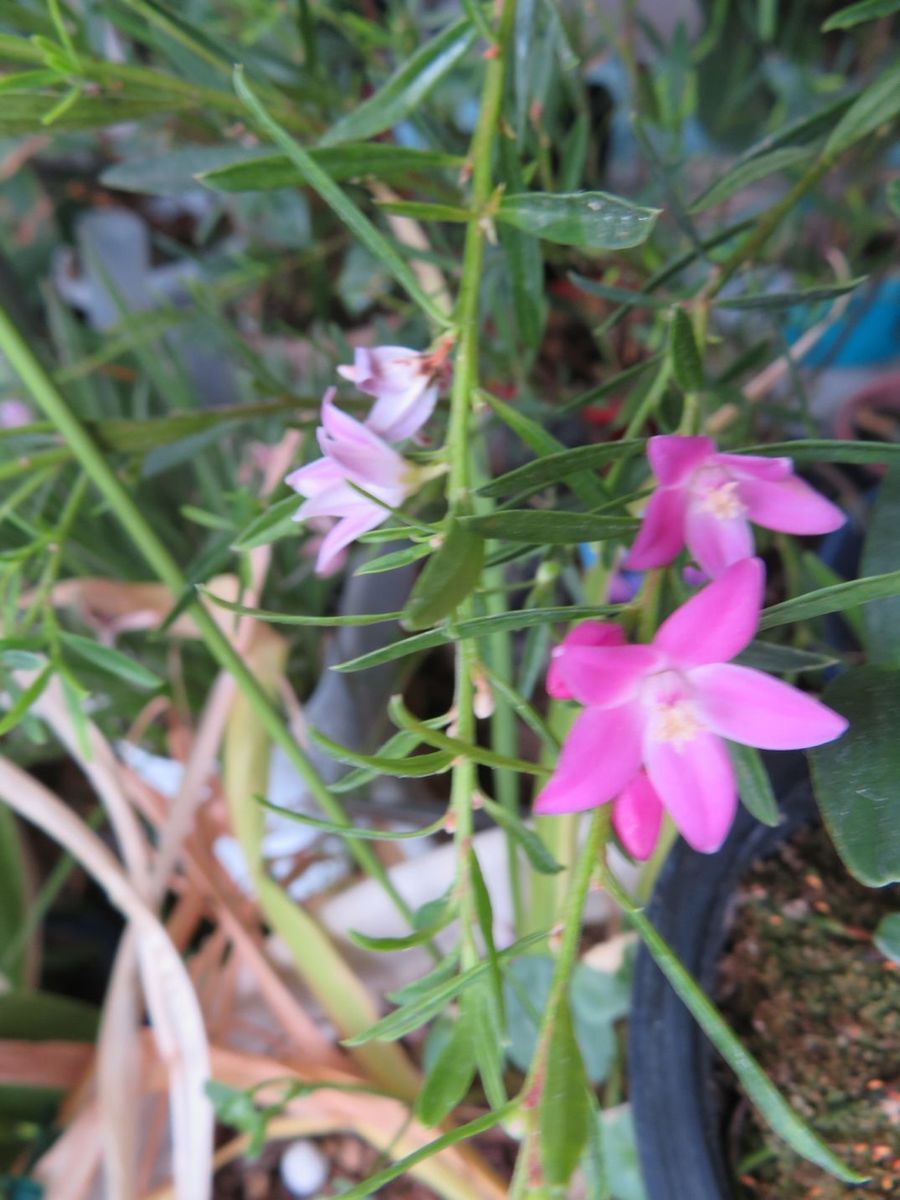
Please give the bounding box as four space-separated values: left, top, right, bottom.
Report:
446 0 518 952
0 306 415 927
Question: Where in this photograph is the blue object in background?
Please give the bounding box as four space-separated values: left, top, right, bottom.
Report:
787 277 900 368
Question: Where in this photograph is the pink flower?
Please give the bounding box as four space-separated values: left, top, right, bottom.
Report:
0 400 32 429
337 344 448 442
286 390 424 576
624 435 845 577
535 558 847 857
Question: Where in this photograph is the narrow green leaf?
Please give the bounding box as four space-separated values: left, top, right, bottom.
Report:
320 18 477 146
199 588 402 626
860 465 900 666
308 727 454 778
600 864 867 1184
233 67 449 326
460 510 637 545
232 495 299 551
480 389 608 507
823 0 900 30
333 1101 520 1200
728 743 780 826
668 307 703 393
355 542 432 575
689 146 813 213
198 145 463 192
810 667 900 886
480 797 563 874
497 192 661 250
539 999 592 1186
0 665 52 736
333 604 619 673
402 520 485 631
257 800 446 842
717 277 866 311
376 200 472 222
759 570 900 629
388 696 550 776
873 913 900 963
415 1009 477 1126
735 641 837 673
464 982 507 1110
738 439 900 464
349 911 453 953
60 633 163 690
344 930 552 1045
568 272 671 308
477 441 644 499
469 851 504 1023
824 61 900 159
499 139 547 348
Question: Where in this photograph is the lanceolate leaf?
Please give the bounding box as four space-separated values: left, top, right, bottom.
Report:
859 465 900 666
810 667 900 886
759 570 900 629
197 145 463 193
873 914 900 963
738 439 900 464
823 0 900 31
320 18 477 146
308 727 454 778
728 743 780 826
402 520 484 630
539 998 592 1186
460 510 638 544
497 192 661 250
690 146 813 213
716 277 866 310
668 307 703 393
232 495 299 551
60 633 163 690
824 61 900 159
478 441 644 498
415 1008 477 1127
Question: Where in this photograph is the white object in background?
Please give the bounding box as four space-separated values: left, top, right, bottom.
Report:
280 1139 329 1197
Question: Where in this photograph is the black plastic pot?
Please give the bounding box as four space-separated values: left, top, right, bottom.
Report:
628 752 817 1200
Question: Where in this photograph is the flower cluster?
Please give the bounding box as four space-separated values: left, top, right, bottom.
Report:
286 346 446 576
537 436 848 857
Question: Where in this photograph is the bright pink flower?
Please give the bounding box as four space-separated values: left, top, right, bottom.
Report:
337 345 446 442
535 558 847 856
624 435 845 577
286 390 423 576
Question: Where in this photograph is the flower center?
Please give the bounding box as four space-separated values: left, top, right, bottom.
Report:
694 475 746 521
642 670 704 748
652 698 703 747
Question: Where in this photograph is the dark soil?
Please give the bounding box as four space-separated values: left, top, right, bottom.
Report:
716 823 900 1198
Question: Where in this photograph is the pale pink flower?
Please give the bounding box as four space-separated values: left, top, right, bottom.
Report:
624 435 845 577
337 344 448 442
286 390 423 576
535 558 847 856
0 400 32 429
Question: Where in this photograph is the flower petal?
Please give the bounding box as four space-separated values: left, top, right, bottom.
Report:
319 400 409 489
550 644 662 708
533 704 643 815
653 557 764 667
646 730 736 853
648 434 715 485
712 453 793 482
738 475 846 535
684 502 754 576
314 508 384 575
612 773 663 860
622 487 687 569
367 382 437 442
338 346 421 396
690 663 849 749
285 456 343 497
547 621 624 699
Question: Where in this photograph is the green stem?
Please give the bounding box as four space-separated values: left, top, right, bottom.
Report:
445 0 518 954
706 157 831 298
0 305 415 928
511 809 607 1198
